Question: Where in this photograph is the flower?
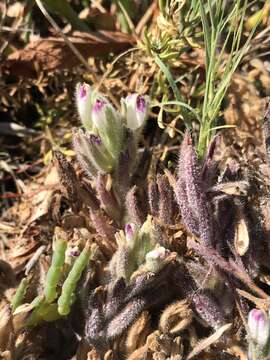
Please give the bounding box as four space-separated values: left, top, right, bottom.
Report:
145 246 170 273
76 83 92 131
124 223 138 247
248 309 270 347
92 97 114 133
73 129 115 175
75 82 125 174
121 94 150 130
74 84 150 176
91 97 123 161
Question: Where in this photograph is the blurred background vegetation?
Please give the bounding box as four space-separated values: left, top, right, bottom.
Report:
0 0 270 207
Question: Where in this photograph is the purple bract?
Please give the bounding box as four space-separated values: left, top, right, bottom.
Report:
79 84 87 99
93 99 106 113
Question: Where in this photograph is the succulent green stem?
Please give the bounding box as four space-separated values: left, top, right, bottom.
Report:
11 278 28 312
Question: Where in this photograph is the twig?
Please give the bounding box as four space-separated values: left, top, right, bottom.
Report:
25 245 46 275
35 0 121 109
117 1 139 41
0 26 34 32
237 289 270 310
135 2 157 35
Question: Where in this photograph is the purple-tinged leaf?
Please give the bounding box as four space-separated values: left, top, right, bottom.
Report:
176 132 213 246
201 134 220 190
105 278 126 320
126 186 146 226
157 174 173 224
96 173 122 222
175 174 200 238
192 291 226 329
105 298 146 340
148 178 159 217
85 289 106 348
89 210 117 244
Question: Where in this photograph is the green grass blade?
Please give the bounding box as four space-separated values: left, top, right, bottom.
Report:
154 55 182 102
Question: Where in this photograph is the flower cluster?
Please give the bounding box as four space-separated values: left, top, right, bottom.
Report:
74 83 150 176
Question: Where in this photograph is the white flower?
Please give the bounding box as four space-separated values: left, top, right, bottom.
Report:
76 83 92 130
248 309 270 347
121 94 150 130
145 246 170 273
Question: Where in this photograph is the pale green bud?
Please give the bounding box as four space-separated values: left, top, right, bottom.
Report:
145 246 170 273
135 215 157 266
91 97 123 161
73 129 115 175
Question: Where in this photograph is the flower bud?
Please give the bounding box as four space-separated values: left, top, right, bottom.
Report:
248 309 270 348
91 97 123 160
73 129 115 174
65 246 80 265
121 94 150 130
135 215 157 266
145 246 170 273
76 83 93 131
124 223 138 247
88 133 115 173
92 98 109 131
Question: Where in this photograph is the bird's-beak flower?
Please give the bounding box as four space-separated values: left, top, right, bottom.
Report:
91 98 110 132
91 97 123 160
121 94 150 131
76 83 92 131
248 309 270 348
124 223 138 247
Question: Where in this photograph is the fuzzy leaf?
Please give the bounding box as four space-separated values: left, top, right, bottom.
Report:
157 174 174 224
176 132 213 246
192 291 226 329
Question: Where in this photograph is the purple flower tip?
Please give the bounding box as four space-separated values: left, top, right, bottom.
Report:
79 84 87 99
125 223 134 237
251 309 266 322
93 99 105 113
136 96 146 112
248 308 270 347
89 134 102 145
69 249 80 257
